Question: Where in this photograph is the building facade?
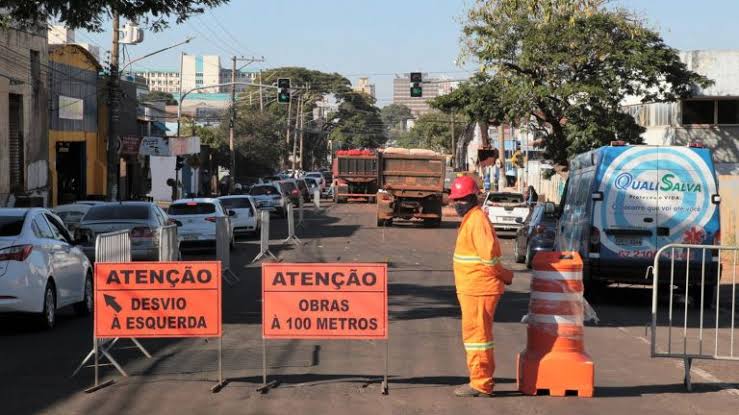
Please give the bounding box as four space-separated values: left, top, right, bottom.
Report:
135 55 257 95
48 44 106 206
353 76 375 98
392 73 441 116
0 24 50 207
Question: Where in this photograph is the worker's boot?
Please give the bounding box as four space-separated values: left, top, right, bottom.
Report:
454 384 492 398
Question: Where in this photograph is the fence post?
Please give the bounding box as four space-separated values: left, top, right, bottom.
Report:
313 189 321 209
217 216 239 285
283 203 302 245
252 209 277 262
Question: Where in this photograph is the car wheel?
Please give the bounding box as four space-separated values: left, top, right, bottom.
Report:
39 281 57 330
73 272 93 316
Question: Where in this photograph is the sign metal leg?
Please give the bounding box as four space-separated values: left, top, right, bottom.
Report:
211 336 228 393
382 339 389 395
257 338 277 393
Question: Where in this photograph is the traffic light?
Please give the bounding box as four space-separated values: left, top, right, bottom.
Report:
277 78 290 104
410 72 422 97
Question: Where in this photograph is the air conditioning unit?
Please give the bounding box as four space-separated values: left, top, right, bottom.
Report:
121 22 144 44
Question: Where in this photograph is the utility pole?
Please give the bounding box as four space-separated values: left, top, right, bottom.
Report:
299 91 306 171
228 55 264 193
498 124 506 191
450 110 456 170
292 89 301 174
284 90 292 169
176 51 185 137
258 70 264 113
106 12 120 201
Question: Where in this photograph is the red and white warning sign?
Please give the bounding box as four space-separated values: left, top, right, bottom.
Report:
262 263 387 339
94 261 222 338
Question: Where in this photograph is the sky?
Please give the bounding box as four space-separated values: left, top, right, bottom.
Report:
77 0 739 107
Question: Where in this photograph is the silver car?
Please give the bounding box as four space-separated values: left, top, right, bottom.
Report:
76 202 177 262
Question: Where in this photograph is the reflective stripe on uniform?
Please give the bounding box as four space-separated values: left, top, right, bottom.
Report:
454 254 501 266
464 341 495 351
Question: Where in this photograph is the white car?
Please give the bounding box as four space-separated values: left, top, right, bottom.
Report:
218 195 259 237
483 192 530 233
249 183 288 218
0 208 93 329
305 172 326 191
168 198 233 253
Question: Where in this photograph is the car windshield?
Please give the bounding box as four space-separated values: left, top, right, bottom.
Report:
55 211 86 223
84 205 151 221
0 216 25 236
168 203 216 215
487 193 524 204
220 198 254 211
251 185 279 196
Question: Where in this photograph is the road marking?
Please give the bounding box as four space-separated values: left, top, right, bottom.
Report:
618 326 739 397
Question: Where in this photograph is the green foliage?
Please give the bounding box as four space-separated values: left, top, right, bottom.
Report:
462 0 712 164
138 91 177 105
2 0 229 32
380 103 413 137
329 91 386 149
395 111 463 153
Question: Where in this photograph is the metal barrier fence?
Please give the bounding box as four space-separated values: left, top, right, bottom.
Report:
158 225 179 261
313 189 321 209
283 203 301 245
650 243 739 390
73 230 151 380
216 216 239 285
94 230 131 262
252 209 277 263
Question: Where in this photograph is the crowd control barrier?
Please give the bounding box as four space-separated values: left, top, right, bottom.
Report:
518 251 595 397
73 231 152 388
283 203 302 245
313 189 321 209
216 217 239 285
252 209 277 263
650 243 738 391
158 224 179 261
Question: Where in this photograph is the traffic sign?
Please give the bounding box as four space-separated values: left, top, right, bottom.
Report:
94 261 222 338
262 263 387 339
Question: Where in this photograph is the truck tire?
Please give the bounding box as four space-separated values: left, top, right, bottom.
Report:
424 218 442 228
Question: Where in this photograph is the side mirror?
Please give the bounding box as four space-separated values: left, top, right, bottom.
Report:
172 219 183 227
515 217 524 224
228 210 236 217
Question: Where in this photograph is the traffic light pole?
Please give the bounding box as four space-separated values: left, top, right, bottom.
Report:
106 12 120 201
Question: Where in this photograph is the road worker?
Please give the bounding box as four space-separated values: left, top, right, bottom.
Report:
449 174 514 397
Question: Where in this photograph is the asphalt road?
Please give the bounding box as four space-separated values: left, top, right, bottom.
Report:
1 202 738 415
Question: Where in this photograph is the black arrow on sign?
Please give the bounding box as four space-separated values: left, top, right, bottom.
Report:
103 294 122 313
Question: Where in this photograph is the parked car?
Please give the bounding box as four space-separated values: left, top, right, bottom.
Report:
483 192 530 233
514 202 558 268
250 183 288 218
278 179 301 207
295 178 312 202
304 177 321 195
52 203 95 234
305 172 327 191
76 202 177 262
0 208 93 329
168 198 234 253
218 195 259 237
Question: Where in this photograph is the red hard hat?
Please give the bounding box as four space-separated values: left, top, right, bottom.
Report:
449 176 479 200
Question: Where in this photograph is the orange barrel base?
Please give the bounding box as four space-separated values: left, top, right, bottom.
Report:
517 347 594 397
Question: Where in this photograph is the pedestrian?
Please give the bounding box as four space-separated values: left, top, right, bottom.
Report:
525 185 538 206
448 175 514 397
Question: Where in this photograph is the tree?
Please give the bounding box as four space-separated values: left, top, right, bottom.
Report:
329 91 386 149
462 0 712 164
138 91 177 105
431 73 505 148
380 104 413 139
2 0 229 32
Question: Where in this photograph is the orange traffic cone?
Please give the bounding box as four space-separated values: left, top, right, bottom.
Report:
517 251 595 397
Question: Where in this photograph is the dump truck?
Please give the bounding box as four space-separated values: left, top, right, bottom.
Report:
332 149 379 203
376 148 446 227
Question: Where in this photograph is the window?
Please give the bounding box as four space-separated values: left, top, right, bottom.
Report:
718 100 739 124
33 216 55 239
682 100 715 125
195 72 203 77
0 216 25 236
45 214 72 243
168 203 216 215
84 205 151 221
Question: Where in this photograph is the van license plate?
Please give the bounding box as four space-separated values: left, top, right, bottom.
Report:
615 236 641 246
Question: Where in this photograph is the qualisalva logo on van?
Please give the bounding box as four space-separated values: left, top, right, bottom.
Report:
614 172 702 193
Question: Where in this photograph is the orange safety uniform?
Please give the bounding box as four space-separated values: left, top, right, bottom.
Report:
453 205 513 394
